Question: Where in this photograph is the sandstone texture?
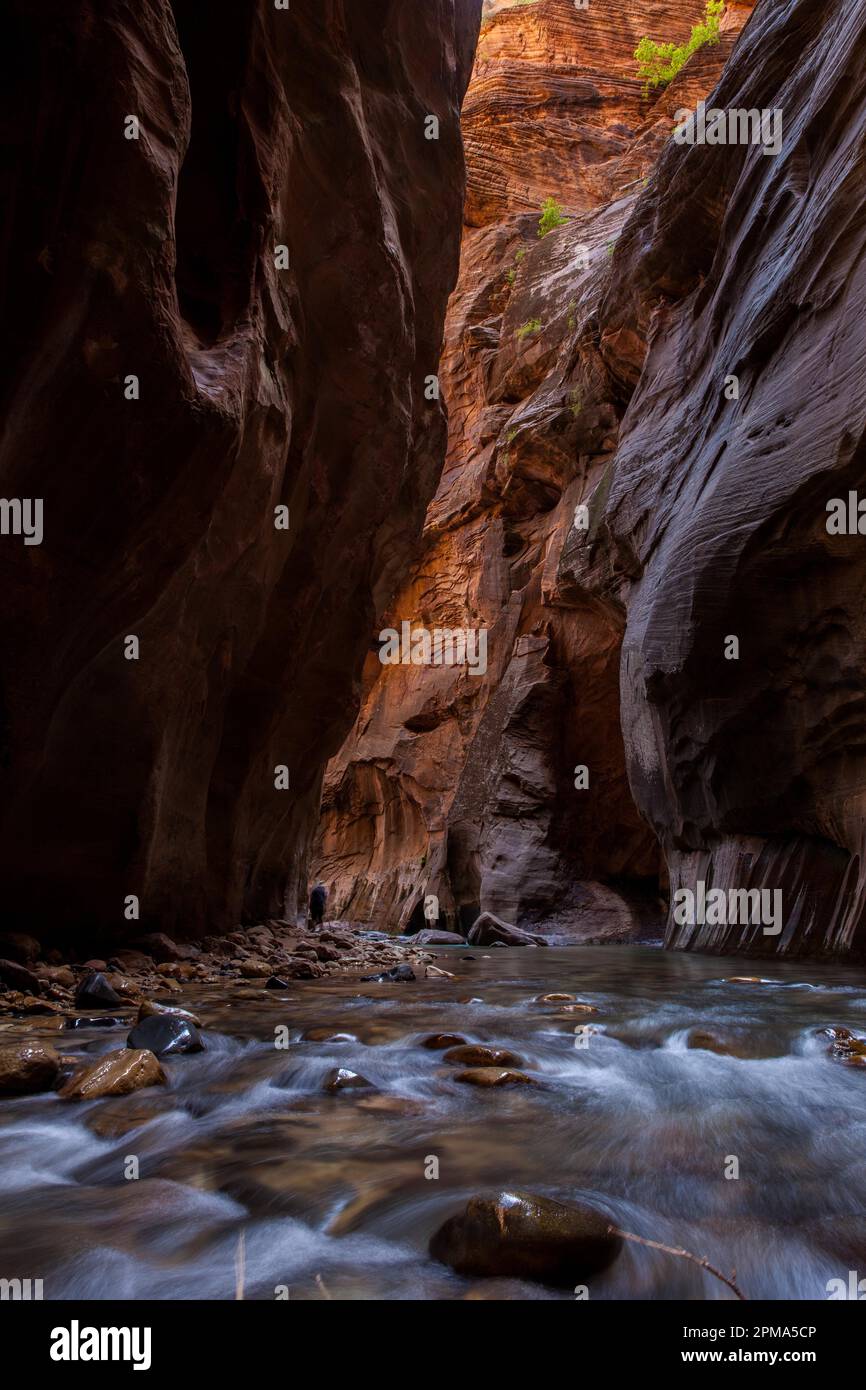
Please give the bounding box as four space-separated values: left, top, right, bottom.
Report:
0 0 480 942
593 0 866 956
314 0 751 940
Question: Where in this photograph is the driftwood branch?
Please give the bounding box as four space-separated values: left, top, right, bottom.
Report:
610 1226 747 1300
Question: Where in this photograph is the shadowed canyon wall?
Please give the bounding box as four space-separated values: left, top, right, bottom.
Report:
0 0 481 942
313 0 755 940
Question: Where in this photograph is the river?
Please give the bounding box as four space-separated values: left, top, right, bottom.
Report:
1 944 865 1300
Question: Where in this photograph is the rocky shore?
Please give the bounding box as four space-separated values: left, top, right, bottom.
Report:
0 922 445 1101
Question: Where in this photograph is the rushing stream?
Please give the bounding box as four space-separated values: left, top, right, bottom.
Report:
2 944 866 1300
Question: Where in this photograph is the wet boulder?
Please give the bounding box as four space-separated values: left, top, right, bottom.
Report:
74 971 122 1010
421 1033 467 1050
137 999 202 1027
0 1041 61 1096
467 913 547 948
127 1013 204 1057
361 964 416 983
429 1191 621 1286
323 1067 375 1094
413 930 467 946
453 1068 535 1088
284 958 326 979
0 958 43 994
59 1048 166 1100
444 1045 523 1068
825 1028 866 1066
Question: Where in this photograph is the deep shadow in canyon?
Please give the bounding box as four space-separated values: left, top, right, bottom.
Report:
0 0 479 945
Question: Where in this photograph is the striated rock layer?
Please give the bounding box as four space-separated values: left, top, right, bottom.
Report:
594 0 866 957
314 0 753 939
0 0 480 942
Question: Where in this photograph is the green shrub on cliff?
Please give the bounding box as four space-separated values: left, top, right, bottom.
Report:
635 0 723 95
537 197 568 238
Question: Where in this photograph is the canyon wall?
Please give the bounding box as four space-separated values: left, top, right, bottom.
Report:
0 0 480 943
313 0 754 940
595 0 866 957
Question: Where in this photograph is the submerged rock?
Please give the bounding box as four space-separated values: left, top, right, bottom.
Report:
323 1068 375 1094
302 1028 357 1043
687 1029 741 1058
467 913 547 948
74 971 122 1010
421 1033 467 1050
429 1191 621 1286
453 1068 534 1088
127 1013 204 1057
59 1048 166 1100
361 964 416 983
443 1045 523 1068
0 1041 60 1096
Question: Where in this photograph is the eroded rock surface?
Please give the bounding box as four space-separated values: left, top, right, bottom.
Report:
593 0 866 956
0 0 480 941
314 0 749 939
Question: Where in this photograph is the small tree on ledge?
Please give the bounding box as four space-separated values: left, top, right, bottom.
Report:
635 0 724 96
538 197 568 237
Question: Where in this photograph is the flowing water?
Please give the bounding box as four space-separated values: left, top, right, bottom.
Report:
2 944 866 1301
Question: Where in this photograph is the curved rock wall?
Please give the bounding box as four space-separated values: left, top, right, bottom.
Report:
596 0 866 957
0 0 480 942
314 0 754 940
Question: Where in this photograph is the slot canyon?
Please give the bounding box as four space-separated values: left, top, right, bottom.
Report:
2 0 866 1317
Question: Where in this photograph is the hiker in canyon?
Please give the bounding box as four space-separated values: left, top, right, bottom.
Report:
309 882 327 928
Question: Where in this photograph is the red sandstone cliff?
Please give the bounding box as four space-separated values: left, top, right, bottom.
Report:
314 0 754 940
0 0 480 943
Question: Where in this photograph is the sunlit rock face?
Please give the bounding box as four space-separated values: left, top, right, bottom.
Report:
0 0 480 941
467 0 757 226
313 0 750 939
595 0 866 957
